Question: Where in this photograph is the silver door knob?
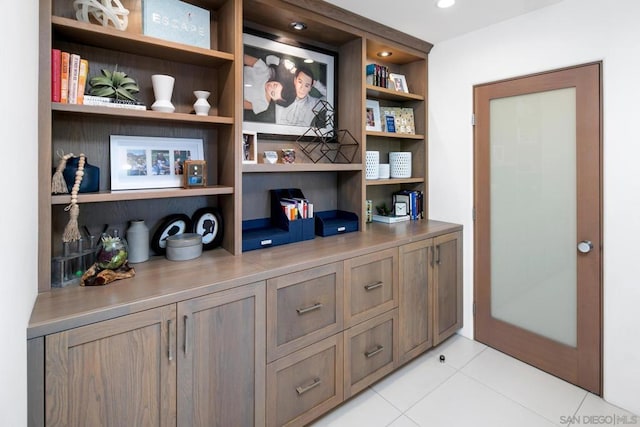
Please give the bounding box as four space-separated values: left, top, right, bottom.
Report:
577 240 593 253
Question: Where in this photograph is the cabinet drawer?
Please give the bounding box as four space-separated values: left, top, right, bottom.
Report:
345 248 398 327
267 334 344 427
344 309 398 398
267 263 344 362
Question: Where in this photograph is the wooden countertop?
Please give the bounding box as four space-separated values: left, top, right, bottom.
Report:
28 220 462 339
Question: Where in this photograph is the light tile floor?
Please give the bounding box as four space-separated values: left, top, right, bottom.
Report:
310 335 639 427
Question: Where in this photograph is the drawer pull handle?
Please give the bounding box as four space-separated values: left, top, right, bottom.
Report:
168 319 175 361
364 281 383 291
296 302 323 315
365 345 384 358
296 378 322 395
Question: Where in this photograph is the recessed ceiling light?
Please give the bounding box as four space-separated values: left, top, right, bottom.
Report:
436 0 455 8
290 22 307 31
377 51 392 58
304 58 314 64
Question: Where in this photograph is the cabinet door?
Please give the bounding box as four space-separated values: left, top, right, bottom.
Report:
433 231 463 345
398 238 433 365
45 306 177 427
267 263 344 362
177 282 266 427
344 248 398 327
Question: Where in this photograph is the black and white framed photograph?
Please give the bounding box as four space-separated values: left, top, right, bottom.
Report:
242 130 258 164
389 73 409 93
110 135 204 190
243 31 336 137
365 99 382 132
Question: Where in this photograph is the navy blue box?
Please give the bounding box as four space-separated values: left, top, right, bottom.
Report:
315 210 359 237
241 189 315 252
242 218 290 252
270 189 315 242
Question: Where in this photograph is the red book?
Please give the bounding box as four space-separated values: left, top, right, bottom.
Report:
51 49 61 102
60 51 70 104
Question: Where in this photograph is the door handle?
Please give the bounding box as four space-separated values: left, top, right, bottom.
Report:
577 240 593 253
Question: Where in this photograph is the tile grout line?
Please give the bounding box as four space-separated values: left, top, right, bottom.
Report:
456 369 568 426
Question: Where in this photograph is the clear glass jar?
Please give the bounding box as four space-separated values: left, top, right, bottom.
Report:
96 230 128 270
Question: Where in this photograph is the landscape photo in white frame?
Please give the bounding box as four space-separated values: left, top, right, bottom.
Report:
110 135 204 190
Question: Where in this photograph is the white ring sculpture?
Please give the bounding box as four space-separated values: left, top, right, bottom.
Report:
73 0 129 31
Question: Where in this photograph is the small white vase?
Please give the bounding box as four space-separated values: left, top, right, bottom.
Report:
151 74 175 113
193 90 211 116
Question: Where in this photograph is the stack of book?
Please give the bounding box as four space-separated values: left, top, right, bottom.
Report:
51 49 145 110
366 63 390 89
392 190 424 220
280 197 313 221
51 49 89 105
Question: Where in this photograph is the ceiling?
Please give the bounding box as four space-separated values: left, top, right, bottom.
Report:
324 0 565 44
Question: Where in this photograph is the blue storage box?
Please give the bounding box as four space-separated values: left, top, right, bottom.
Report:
270 189 315 242
241 189 315 252
242 218 290 252
315 210 359 237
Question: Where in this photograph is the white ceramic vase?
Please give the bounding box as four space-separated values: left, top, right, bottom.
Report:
151 74 175 113
193 90 211 116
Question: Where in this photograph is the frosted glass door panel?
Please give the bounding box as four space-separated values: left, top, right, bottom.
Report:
489 88 577 347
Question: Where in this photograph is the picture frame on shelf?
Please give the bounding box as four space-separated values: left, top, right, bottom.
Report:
365 99 382 132
242 131 258 164
242 31 336 138
183 160 207 188
110 135 204 190
389 73 408 93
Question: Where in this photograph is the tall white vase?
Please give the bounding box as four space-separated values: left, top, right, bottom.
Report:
193 90 211 116
151 74 175 113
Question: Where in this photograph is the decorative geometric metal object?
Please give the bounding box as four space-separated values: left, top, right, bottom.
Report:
297 100 359 164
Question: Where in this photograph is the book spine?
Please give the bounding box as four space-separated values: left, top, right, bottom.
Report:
77 59 89 105
410 191 417 220
60 51 70 104
51 49 61 102
67 54 81 104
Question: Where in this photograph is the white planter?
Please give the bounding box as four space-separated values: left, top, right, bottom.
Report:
389 152 412 178
151 74 175 113
366 151 380 180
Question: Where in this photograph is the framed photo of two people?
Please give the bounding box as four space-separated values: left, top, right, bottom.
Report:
243 31 336 137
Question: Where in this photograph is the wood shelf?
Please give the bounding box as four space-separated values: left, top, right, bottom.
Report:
242 163 362 173
365 85 424 102
52 103 234 125
365 177 425 186
52 16 234 67
50 185 234 205
366 130 424 139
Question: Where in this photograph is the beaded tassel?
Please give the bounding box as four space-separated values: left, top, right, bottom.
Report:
62 154 85 242
51 152 73 194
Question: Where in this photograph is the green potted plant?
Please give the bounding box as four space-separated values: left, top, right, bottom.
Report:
89 67 140 101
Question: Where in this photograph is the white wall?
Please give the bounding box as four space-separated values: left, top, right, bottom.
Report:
428 0 640 415
0 0 39 425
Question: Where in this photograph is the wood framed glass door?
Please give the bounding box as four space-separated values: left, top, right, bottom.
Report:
474 62 602 394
